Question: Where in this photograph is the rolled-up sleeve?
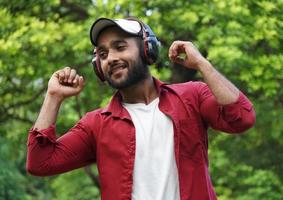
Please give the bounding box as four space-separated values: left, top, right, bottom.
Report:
198 83 256 133
26 114 96 176
27 125 57 146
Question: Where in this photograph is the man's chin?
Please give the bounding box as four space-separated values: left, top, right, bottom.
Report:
107 77 129 89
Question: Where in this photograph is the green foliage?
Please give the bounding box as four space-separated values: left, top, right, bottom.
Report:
51 168 100 200
0 138 29 200
209 132 283 200
1 0 282 199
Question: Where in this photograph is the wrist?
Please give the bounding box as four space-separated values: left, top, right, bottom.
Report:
45 92 64 105
33 92 62 130
198 60 214 75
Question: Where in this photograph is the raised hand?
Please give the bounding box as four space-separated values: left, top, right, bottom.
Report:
168 41 208 70
47 67 84 102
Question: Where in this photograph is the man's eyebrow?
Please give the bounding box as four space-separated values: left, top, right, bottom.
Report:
96 45 105 52
111 40 127 46
97 39 128 50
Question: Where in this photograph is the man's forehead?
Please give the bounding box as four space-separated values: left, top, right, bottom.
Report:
97 27 135 47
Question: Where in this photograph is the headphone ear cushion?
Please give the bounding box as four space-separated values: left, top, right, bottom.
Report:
92 50 105 82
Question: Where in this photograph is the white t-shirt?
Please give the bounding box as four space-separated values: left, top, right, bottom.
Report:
123 98 180 200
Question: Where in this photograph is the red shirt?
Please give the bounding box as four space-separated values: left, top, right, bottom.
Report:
26 78 255 200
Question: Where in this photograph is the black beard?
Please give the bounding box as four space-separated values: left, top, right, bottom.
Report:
105 57 149 89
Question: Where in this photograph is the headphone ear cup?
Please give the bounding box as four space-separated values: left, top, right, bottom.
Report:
92 49 105 82
142 24 160 65
145 37 159 64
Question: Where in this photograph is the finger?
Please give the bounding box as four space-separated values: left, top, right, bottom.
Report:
169 41 185 60
54 70 60 79
73 76 84 95
57 70 65 83
168 41 178 59
72 74 80 87
63 66 71 82
68 69 77 83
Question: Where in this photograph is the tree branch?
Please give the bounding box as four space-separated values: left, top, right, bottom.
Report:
73 59 92 71
59 0 89 21
75 96 82 118
0 113 33 124
6 86 47 110
84 165 100 189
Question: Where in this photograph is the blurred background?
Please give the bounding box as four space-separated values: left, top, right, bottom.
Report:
0 0 283 199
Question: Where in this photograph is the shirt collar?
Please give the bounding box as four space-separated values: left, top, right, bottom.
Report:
101 77 167 118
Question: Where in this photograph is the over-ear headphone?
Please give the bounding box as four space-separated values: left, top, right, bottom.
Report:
91 20 160 82
92 48 106 82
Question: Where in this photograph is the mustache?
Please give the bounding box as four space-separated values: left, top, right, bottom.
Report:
109 62 127 75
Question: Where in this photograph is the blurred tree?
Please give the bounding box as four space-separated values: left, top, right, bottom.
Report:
0 0 282 199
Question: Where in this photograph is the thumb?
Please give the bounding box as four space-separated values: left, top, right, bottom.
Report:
78 76 84 90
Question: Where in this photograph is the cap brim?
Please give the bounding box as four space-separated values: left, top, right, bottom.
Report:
90 18 142 46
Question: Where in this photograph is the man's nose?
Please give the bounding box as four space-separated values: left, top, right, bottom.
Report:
107 50 119 65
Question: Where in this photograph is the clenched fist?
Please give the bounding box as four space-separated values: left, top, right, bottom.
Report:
47 67 84 102
168 41 208 70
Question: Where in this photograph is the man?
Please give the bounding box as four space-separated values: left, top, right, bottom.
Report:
26 17 256 200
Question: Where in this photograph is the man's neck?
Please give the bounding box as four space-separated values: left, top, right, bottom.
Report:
119 76 158 105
